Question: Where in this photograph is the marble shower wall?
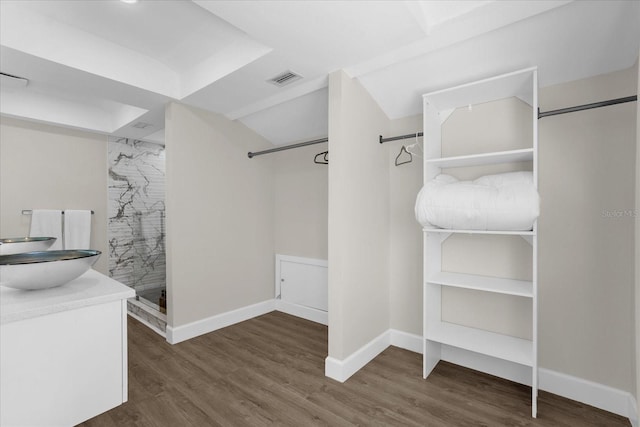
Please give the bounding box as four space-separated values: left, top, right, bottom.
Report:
108 137 165 293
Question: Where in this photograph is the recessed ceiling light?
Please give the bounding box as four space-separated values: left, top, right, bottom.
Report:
120 0 138 4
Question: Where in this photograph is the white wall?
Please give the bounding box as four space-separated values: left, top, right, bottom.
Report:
273 142 328 260
327 70 390 360
0 117 108 274
388 115 423 335
383 65 637 395
164 102 275 328
440 98 535 340
636 53 640 412
386 99 536 338
538 66 637 393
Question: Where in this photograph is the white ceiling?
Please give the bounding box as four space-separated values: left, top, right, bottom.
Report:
0 0 638 146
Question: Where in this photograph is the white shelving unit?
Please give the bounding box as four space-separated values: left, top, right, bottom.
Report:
426 272 533 298
422 228 535 236
421 67 539 417
425 148 534 169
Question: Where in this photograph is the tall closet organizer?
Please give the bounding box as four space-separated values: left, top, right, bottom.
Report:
421 68 539 417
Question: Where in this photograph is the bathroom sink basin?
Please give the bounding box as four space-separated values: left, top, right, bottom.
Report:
0 237 56 255
0 250 101 290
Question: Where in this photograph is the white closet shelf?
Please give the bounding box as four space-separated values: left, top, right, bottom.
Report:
422 67 538 418
425 322 533 367
423 67 536 111
426 148 534 169
423 227 535 236
426 271 533 298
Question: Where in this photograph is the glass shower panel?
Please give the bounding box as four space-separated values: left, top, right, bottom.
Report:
107 137 166 313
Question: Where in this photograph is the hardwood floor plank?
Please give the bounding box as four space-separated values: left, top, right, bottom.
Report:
80 313 630 427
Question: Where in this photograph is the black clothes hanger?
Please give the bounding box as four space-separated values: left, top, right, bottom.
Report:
314 151 328 165
395 145 412 166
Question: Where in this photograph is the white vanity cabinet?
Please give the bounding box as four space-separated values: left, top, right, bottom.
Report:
1 270 135 426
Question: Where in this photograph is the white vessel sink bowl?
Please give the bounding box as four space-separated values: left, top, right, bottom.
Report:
0 250 101 290
0 237 56 255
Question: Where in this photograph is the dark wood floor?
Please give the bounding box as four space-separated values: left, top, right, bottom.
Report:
81 312 630 427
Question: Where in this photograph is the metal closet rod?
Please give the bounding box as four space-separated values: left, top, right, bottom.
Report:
247 137 328 158
247 95 637 155
379 95 637 143
379 132 423 144
538 95 636 118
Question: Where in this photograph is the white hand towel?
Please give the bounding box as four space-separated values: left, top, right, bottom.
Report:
63 210 92 250
29 209 63 250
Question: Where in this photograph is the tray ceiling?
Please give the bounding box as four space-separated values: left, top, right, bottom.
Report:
0 1 637 145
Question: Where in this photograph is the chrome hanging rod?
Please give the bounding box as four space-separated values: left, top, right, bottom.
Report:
379 95 637 143
538 95 637 119
379 132 423 144
22 210 95 215
248 137 328 158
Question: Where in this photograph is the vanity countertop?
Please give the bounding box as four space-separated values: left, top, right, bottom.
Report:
1 269 134 324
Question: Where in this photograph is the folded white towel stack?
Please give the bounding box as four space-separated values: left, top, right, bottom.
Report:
29 209 63 250
63 210 92 249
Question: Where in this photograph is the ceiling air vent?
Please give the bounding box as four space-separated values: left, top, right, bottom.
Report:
132 121 153 129
267 70 302 87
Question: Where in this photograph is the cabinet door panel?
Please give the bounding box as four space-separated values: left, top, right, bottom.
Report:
1 301 124 426
281 261 328 312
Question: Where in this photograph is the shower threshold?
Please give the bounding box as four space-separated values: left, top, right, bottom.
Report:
127 297 167 338
137 288 166 313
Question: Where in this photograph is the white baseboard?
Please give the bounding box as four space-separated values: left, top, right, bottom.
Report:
275 299 328 325
165 298 326 345
629 395 638 427
325 330 391 383
166 299 275 344
539 368 636 420
389 329 423 353
383 329 636 423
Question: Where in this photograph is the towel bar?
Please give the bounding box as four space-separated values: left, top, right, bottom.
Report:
21 210 95 215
